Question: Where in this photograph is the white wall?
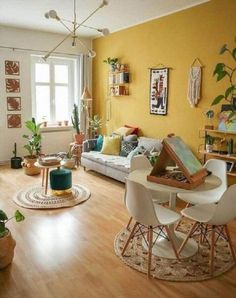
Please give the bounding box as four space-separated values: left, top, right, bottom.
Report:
0 26 92 163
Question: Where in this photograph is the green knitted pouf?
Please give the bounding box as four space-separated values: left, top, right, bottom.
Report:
50 168 72 195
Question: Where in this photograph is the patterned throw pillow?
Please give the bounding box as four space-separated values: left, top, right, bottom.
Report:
120 141 138 157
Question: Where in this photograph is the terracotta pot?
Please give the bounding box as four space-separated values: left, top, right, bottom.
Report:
0 231 16 269
73 133 85 144
22 156 41 175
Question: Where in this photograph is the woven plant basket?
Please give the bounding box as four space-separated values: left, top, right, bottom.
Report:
0 231 16 269
22 156 41 175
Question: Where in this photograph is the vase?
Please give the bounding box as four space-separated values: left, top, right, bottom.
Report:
0 231 16 269
73 133 85 144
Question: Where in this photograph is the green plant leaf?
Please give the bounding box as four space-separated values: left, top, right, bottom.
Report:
211 95 224 105
219 44 227 54
0 210 8 221
213 63 225 76
233 48 236 60
15 210 25 222
216 70 228 81
225 86 235 99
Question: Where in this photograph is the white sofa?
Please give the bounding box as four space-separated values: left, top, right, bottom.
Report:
81 137 163 183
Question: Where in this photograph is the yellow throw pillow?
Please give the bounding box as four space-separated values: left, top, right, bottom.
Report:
101 135 121 155
113 126 134 136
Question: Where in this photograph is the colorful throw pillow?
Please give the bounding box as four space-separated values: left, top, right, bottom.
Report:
101 135 121 155
94 135 103 151
124 124 139 135
120 141 138 157
123 134 138 142
113 126 134 136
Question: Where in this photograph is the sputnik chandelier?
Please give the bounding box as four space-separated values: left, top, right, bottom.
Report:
43 0 109 60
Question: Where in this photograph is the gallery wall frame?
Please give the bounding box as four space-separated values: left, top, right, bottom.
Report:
7 97 21 111
7 114 22 128
6 79 20 93
5 60 20 75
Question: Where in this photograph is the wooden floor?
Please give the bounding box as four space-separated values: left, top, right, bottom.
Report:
0 165 236 298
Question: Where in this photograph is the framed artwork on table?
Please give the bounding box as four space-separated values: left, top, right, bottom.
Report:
5 60 20 75
149 67 169 115
7 114 21 128
7 97 21 111
6 79 20 93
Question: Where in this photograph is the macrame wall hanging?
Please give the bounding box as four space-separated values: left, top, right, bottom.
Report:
187 58 203 107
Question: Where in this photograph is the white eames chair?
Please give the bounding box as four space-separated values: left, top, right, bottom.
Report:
178 184 236 274
126 155 170 230
122 179 181 277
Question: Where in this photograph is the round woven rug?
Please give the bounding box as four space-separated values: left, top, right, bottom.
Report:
14 184 91 209
114 222 235 281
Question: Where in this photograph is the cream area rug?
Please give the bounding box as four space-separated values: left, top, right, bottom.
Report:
114 220 235 281
14 184 91 209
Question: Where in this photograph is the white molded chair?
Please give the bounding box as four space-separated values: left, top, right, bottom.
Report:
126 155 170 229
122 179 181 277
178 184 236 274
178 159 227 205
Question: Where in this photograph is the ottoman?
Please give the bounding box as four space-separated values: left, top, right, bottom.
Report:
50 168 72 195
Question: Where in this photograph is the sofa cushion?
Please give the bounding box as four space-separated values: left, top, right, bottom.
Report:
138 137 162 153
94 135 103 151
127 146 147 160
123 134 138 142
124 124 139 135
120 140 138 157
113 126 134 136
101 135 121 155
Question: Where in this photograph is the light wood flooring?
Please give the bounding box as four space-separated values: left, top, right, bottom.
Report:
0 165 236 298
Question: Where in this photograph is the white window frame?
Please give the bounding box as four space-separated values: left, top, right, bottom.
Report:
31 55 78 124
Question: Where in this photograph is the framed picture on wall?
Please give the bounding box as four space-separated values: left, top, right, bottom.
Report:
6 79 20 93
7 114 22 128
5 60 20 75
7 97 21 111
149 67 169 115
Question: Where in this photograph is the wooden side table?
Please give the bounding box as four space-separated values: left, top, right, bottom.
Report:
70 142 83 166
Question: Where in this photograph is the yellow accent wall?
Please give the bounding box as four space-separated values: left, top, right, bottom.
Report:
92 0 236 157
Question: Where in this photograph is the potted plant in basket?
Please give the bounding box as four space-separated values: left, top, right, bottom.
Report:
0 209 24 269
22 117 42 175
71 104 84 144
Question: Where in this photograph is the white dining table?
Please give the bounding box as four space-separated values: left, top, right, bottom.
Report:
127 168 222 259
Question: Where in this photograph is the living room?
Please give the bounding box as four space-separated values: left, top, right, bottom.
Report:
1 0 236 297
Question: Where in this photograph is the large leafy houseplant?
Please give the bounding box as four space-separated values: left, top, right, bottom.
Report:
212 37 236 119
89 114 102 136
23 118 42 157
0 210 25 238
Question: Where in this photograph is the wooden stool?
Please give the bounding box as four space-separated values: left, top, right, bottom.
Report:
70 142 83 166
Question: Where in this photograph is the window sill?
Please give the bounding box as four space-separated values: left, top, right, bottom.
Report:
40 125 74 133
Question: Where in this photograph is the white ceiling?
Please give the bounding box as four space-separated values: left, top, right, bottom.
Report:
0 0 209 38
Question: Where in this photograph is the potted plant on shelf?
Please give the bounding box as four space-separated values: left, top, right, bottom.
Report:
205 134 215 153
89 114 102 138
11 143 22 169
204 109 215 130
22 117 42 175
103 57 119 72
0 209 25 269
71 104 84 144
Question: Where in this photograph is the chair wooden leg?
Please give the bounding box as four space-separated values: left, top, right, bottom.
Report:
210 225 215 275
165 226 180 260
178 221 198 255
224 225 236 261
126 217 133 231
175 203 192 231
147 226 153 278
121 222 138 256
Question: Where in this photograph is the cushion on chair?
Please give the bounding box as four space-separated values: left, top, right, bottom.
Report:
50 168 72 190
100 135 121 155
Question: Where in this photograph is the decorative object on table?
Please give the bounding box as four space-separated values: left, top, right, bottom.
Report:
22 118 42 175
60 149 76 169
0 209 24 269
7 114 21 128
149 67 169 115
103 57 119 72
42 0 109 61
148 135 208 189
114 217 235 281
71 103 85 144
7 97 21 111
5 60 20 75
204 109 214 129
205 134 215 153
212 38 236 117
5 79 20 93
89 114 102 138
37 155 61 166
14 184 90 209
11 143 22 169
187 58 203 107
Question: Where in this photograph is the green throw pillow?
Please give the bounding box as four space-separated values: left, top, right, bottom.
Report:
94 135 103 151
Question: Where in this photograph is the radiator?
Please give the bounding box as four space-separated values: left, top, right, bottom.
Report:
41 129 74 155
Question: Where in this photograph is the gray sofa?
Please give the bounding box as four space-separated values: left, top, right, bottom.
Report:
81 137 163 183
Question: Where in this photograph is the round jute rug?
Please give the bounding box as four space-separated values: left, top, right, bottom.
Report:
14 184 91 209
114 223 235 281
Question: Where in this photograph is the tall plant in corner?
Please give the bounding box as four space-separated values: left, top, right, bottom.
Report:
212 37 236 119
71 104 84 144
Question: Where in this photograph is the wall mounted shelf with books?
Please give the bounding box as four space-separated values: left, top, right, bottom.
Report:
108 70 130 96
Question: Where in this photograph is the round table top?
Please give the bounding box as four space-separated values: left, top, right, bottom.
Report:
34 161 61 169
127 168 222 193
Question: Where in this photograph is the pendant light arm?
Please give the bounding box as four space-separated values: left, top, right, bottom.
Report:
43 33 71 60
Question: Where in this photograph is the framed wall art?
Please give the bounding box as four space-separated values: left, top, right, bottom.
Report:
5 60 20 75
7 114 22 128
149 67 169 115
7 97 21 111
6 79 20 93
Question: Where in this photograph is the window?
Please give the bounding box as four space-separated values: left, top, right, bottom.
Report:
31 56 77 124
